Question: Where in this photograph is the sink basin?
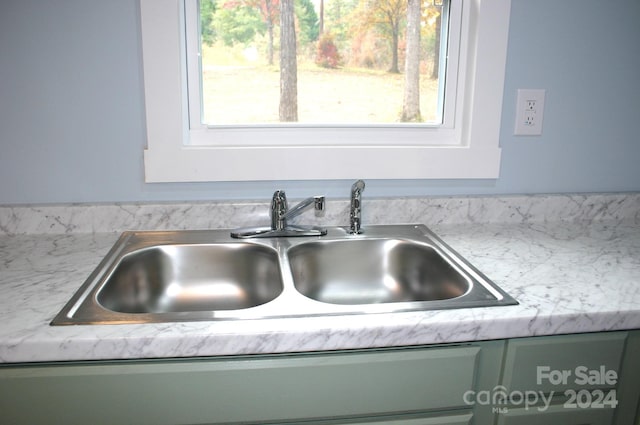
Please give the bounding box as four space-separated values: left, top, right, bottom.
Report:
52 225 517 325
288 239 469 305
97 244 283 314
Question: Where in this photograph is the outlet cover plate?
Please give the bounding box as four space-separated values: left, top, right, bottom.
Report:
515 89 546 136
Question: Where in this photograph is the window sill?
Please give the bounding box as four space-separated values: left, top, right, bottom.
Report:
143 144 501 182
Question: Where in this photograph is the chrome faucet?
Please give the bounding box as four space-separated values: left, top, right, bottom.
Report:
349 180 365 234
270 190 325 231
231 190 327 238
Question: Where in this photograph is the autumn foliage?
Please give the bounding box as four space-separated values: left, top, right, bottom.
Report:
315 33 341 68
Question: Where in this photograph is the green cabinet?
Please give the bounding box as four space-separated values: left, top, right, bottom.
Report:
497 331 640 425
1 331 639 425
0 343 500 425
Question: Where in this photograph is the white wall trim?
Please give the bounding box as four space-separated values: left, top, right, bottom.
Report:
140 0 510 182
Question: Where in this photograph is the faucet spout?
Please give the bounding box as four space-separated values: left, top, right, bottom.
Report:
231 190 327 238
349 180 365 234
282 195 325 222
273 192 325 230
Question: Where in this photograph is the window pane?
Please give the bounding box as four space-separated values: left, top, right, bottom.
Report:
198 0 449 125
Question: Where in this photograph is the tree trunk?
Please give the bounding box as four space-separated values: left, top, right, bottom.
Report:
279 0 298 122
401 0 421 122
388 21 400 73
265 0 275 65
319 0 324 35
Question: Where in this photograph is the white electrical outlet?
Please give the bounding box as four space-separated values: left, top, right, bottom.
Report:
515 89 545 136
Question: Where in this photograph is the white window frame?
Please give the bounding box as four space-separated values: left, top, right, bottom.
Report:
140 0 511 182
185 0 459 144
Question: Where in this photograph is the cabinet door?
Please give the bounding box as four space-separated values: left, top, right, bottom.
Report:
498 331 640 425
614 330 640 425
0 346 480 425
502 332 626 394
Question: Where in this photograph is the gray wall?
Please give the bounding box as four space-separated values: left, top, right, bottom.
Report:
1 0 639 204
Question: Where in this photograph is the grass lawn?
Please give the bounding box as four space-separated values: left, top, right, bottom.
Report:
201 46 441 125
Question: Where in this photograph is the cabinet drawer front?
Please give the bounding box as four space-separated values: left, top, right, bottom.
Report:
502 332 626 394
0 346 479 425
496 404 615 425
348 412 473 425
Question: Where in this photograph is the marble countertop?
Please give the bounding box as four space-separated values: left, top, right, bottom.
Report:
1 212 639 363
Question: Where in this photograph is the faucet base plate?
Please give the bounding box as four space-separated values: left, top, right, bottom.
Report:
231 226 327 239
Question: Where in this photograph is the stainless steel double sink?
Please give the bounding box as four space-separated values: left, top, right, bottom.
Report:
51 225 517 325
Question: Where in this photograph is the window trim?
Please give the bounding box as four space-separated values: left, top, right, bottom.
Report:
140 0 510 182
